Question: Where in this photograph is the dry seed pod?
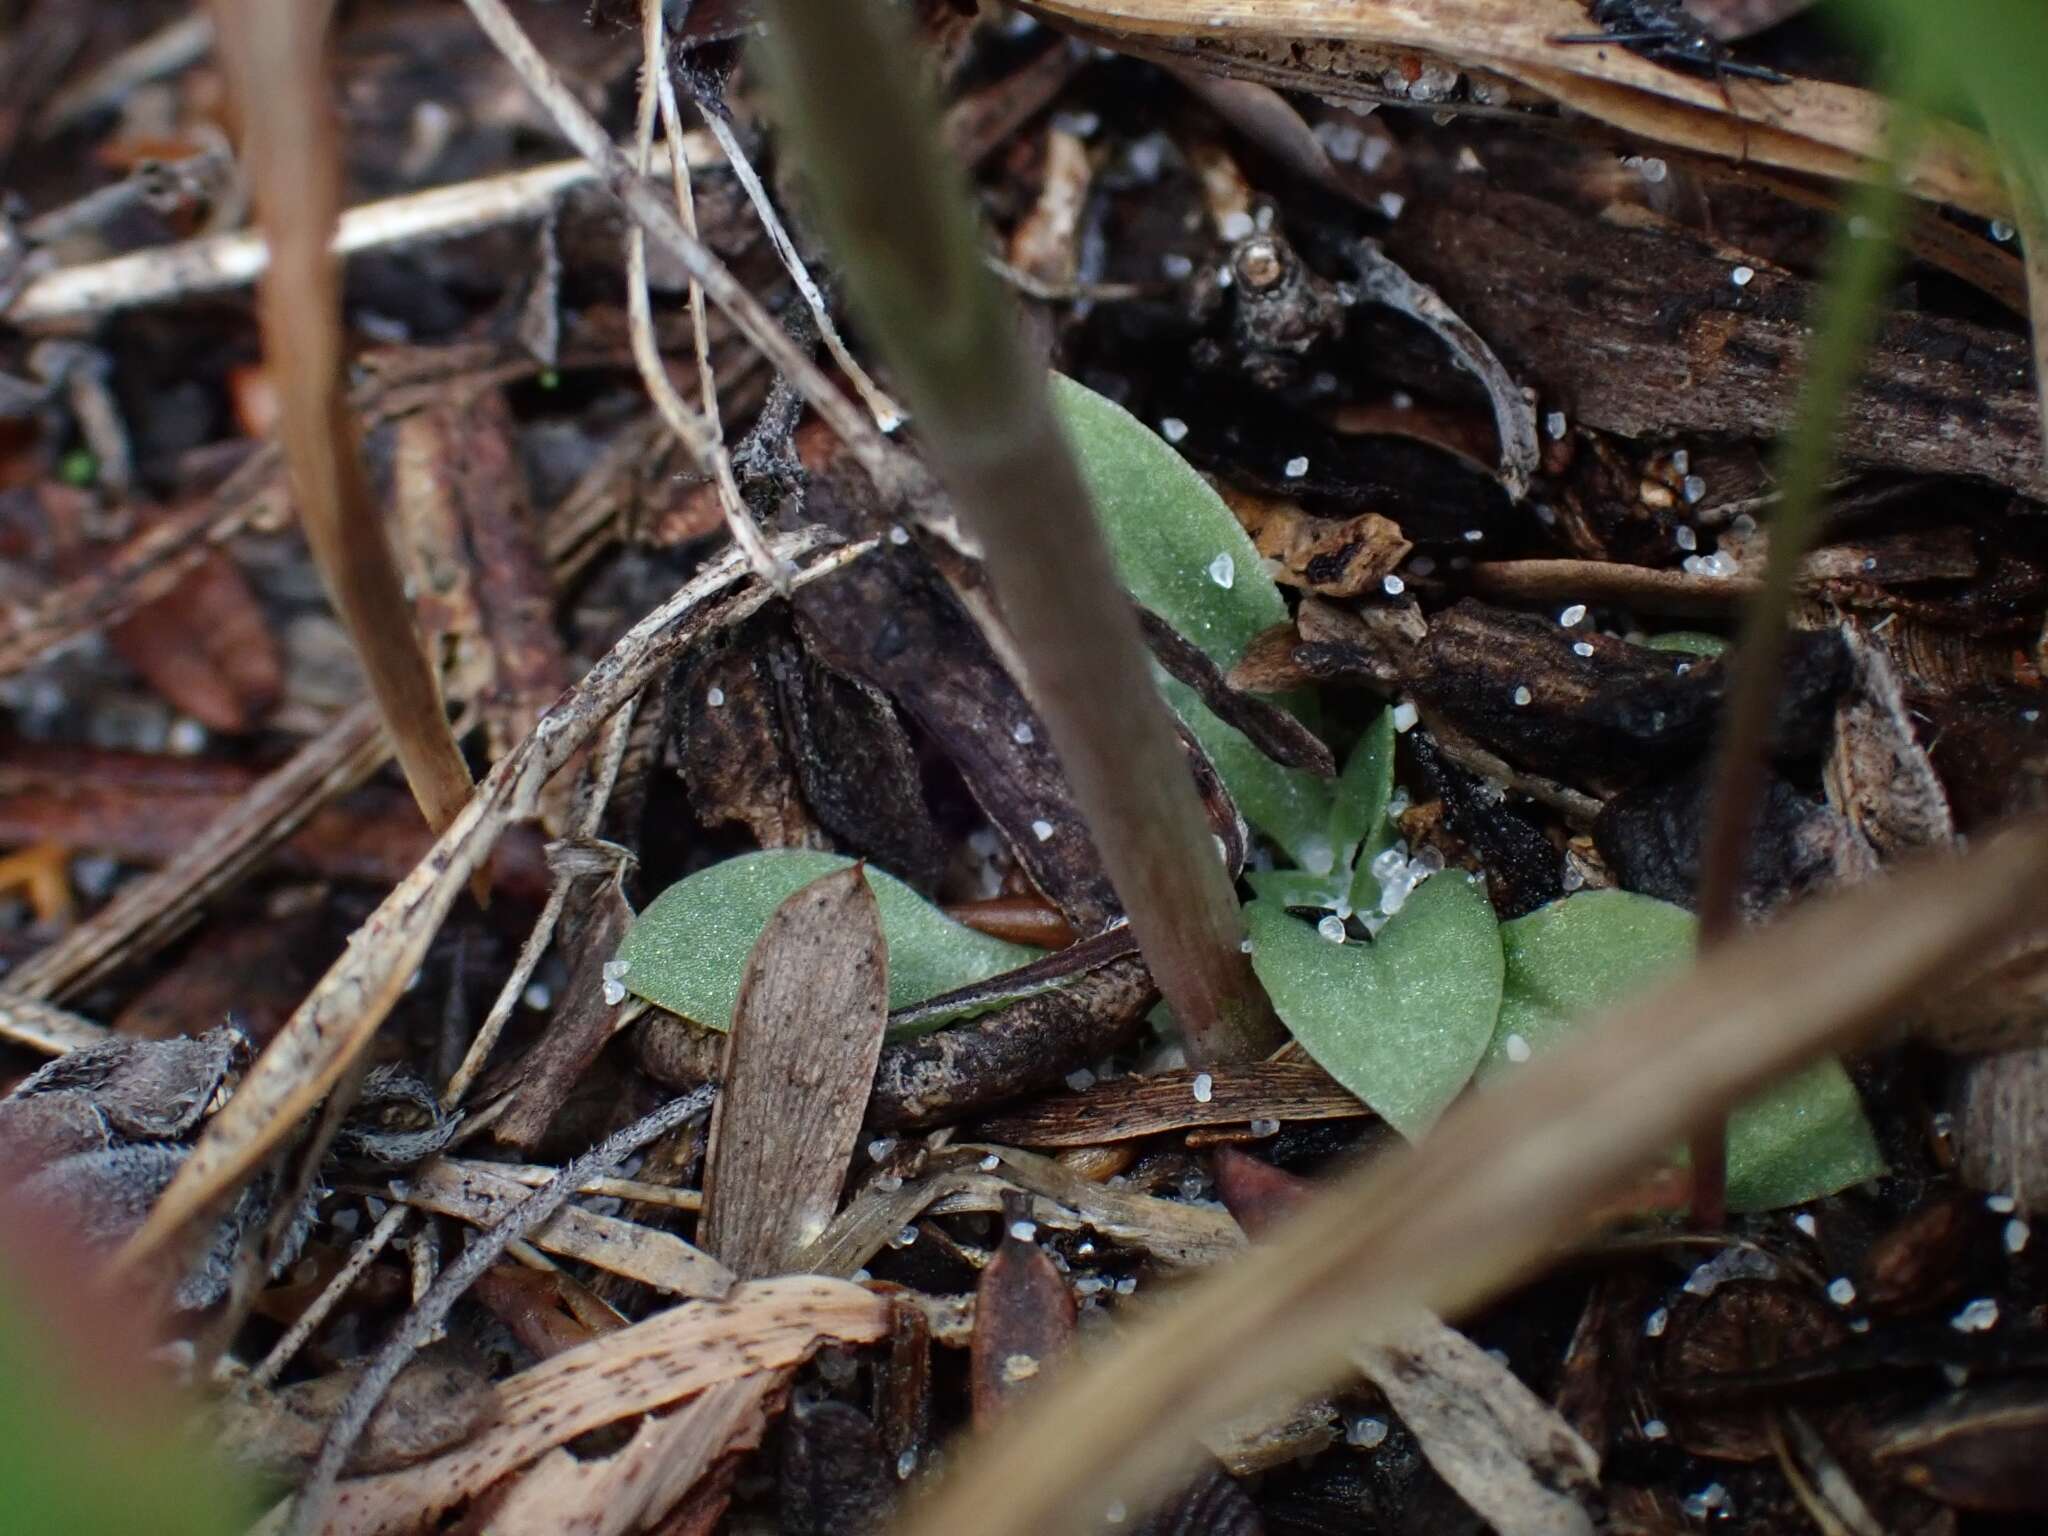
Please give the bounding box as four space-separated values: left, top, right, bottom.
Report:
1661 1279 1846 1461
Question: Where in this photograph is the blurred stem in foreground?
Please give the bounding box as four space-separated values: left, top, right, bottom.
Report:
746 1 1278 1062
1691 55 1928 1225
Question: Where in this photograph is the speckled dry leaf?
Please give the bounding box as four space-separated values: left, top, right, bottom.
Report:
257 1276 888 1536
1355 1316 1600 1536
894 820 2048 1536
701 866 889 1278
486 1375 779 1535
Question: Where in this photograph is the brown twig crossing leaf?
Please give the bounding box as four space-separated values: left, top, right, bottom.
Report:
702 865 889 1278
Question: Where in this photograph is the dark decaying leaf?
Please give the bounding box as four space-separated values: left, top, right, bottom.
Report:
489 842 637 1154
1407 730 1562 920
672 626 826 851
1408 602 1847 792
768 629 948 889
701 865 889 1278
1854 1192 1996 1316
1595 763 1874 919
1659 1279 1848 1462
777 1397 896 1536
1871 1383 2048 1513
1137 605 1336 778
970 1213 1078 1428
794 456 1118 927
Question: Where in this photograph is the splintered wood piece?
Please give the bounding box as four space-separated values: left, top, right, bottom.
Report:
970 1221 1078 1427
486 1375 781 1535
701 865 890 1278
260 1277 889 1536
212 0 474 840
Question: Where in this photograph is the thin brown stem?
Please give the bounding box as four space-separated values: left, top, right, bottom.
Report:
749 0 1277 1062
211 0 474 841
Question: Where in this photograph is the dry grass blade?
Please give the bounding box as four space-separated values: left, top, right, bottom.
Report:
211 0 474 840
895 817 2048 1536
0 991 112 1055
256 1276 889 1536
6 699 385 1004
109 528 855 1278
701 865 889 1278
397 1159 731 1295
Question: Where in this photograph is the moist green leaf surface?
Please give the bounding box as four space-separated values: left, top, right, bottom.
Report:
1052 374 1334 862
1483 890 1883 1209
618 851 1038 1032
1246 874 1504 1139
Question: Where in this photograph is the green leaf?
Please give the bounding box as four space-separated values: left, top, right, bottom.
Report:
618 851 1039 1032
1643 631 1728 657
1330 708 1396 868
1483 890 1883 1209
1051 374 1335 863
1246 874 1504 1139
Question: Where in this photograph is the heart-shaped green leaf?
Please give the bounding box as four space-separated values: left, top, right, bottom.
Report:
1483 889 1883 1210
617 851 1039 1033
1051 374 1334 863
1246 874 1504 1139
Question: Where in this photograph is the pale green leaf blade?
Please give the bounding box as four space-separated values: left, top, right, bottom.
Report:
1725 1060 1883 1213
1051 372 1284 667
1483 890 1883 1207
1244 867 1352 912
618 851 1038 1031
1168 680 1336 869
1051 374 1334 863
1246 875 1504 1138
1482 889 1696 1070
1330 707 1396 866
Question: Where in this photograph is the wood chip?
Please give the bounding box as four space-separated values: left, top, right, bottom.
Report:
260 1276 889 1536
701 865 889 1278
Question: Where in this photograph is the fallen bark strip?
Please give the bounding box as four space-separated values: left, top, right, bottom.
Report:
976 1062 1370 1148
869 955 1158 1129
1383 183 2046 501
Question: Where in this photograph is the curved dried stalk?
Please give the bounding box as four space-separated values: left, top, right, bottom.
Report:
626 0 780 587
896 816 2048 1536
211 0 475 841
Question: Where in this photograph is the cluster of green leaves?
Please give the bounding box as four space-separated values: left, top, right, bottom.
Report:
620 378 1882 1211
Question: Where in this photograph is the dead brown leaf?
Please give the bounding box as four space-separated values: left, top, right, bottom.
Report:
701 865 889 1278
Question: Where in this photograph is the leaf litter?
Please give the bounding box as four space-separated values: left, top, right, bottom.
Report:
0 2 2043 1533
